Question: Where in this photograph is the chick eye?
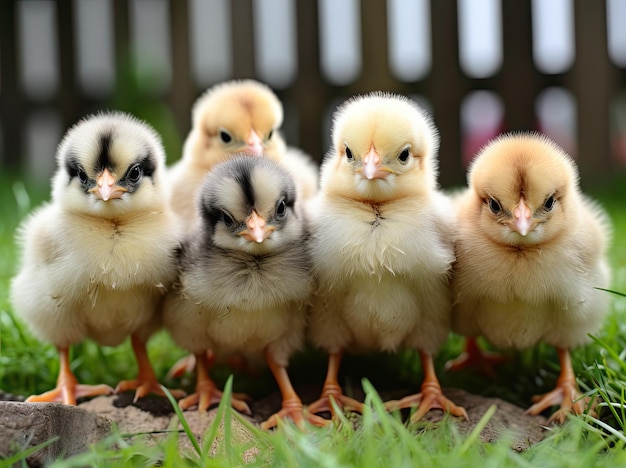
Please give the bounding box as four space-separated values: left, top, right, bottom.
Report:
77 167 89 185
398 147 411 163
488 197 502 214
267 129 274 140
276 199 287 219
127 164 143 184
220 211 235 228
345 145 353 162
544 195 555 211
219 129 232 144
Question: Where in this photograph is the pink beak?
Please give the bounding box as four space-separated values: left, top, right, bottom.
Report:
91 168 126 201
244 130 264 156
239 210 275 243
512 197 533 236
361 147 387 180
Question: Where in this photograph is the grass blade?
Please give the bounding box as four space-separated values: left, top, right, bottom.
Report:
160 384 202 457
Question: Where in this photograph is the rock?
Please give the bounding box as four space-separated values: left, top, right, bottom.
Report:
424 388 548 451
80 393 260 461
0 401 111 467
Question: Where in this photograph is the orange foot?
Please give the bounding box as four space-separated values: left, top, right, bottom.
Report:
179 379 251 415
525 347 595 424
385 381 469 422
26 347 113 405
115 378 186 402
26 382 113 405
444 338 507 377
307 382 365 417
261 397 331 430
119 333 186 402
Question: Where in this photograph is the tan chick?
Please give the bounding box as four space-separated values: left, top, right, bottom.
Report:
449 133 612 423
10 112 184 404
307 92 467 422
168 79 318 232
163 155 326 429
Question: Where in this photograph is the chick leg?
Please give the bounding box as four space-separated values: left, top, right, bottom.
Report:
525 347 594 424
306 351 364 418
385 352 469 422
26 347 113 405
444 338 507 376
261 349 329 430
115 334 186 401
178 352 251 414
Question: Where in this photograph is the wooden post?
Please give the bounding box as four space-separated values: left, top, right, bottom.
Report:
572 0 616 187
427 0 466 188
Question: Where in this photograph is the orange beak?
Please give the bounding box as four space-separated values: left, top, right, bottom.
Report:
361 146 387 180
239 210 275 243
91 168 127 201
510 197 535 236
243 129 264 156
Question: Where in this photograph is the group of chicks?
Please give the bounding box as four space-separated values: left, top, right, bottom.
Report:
10 79 612 430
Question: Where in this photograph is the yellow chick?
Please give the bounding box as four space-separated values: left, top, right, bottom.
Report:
10 112 183 404
168 79 318 232
450 133 612 423
307 92 468 422
163 155 327 429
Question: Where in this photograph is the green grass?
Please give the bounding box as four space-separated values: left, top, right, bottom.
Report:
2 174 626 466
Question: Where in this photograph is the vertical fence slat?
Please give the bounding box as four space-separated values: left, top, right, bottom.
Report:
56 0 78 128
573 0 615 187
427 0 466 187
288 0 327 161
168 0 194 139
0 0 22 170
112 0 131 86
358 0 393 92
498 0 537 132
230 0 255 78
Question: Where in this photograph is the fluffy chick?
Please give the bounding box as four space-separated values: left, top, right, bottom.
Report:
10 112 183 404
450 133 612 423
307 92 467 422
163 155 326 429
168 79 318 232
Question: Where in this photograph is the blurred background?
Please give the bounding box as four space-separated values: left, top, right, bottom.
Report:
1 0 626 189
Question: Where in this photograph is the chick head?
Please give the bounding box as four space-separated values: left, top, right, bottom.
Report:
468 133 579 246
186 79 286 169
197 155 302 255
321 92 440 203
52 112 168 219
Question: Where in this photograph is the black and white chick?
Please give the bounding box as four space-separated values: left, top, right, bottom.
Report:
163 155 326 429
10 112 184 404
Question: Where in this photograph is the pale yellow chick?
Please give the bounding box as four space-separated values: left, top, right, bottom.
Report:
10 112 183 404
450 133 612 423
307 92 467 422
